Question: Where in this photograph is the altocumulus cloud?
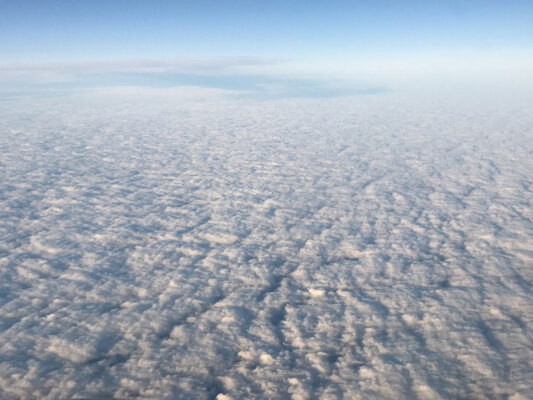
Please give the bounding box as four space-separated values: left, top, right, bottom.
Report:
0 88 532 399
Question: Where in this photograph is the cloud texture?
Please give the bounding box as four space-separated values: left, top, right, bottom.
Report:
0 89 532 399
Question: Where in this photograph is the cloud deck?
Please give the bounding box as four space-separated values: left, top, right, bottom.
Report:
0 90 532 399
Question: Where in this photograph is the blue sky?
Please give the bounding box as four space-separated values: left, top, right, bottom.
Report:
1 0 532 93
2 0 532 60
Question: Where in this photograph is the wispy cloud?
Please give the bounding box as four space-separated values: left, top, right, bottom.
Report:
0 57 386 99
0 57 275 74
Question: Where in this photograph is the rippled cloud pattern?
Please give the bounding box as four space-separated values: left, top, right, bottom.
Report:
0 89 532 399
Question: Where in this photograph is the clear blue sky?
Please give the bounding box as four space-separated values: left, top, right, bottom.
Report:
1 0 531 61
1 0 532 93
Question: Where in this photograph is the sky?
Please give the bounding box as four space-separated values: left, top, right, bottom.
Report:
1 0 532 93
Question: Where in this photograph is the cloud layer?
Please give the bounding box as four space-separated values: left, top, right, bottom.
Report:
0 89 532 399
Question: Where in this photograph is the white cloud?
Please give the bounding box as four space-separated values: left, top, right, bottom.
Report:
0 88 532 399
